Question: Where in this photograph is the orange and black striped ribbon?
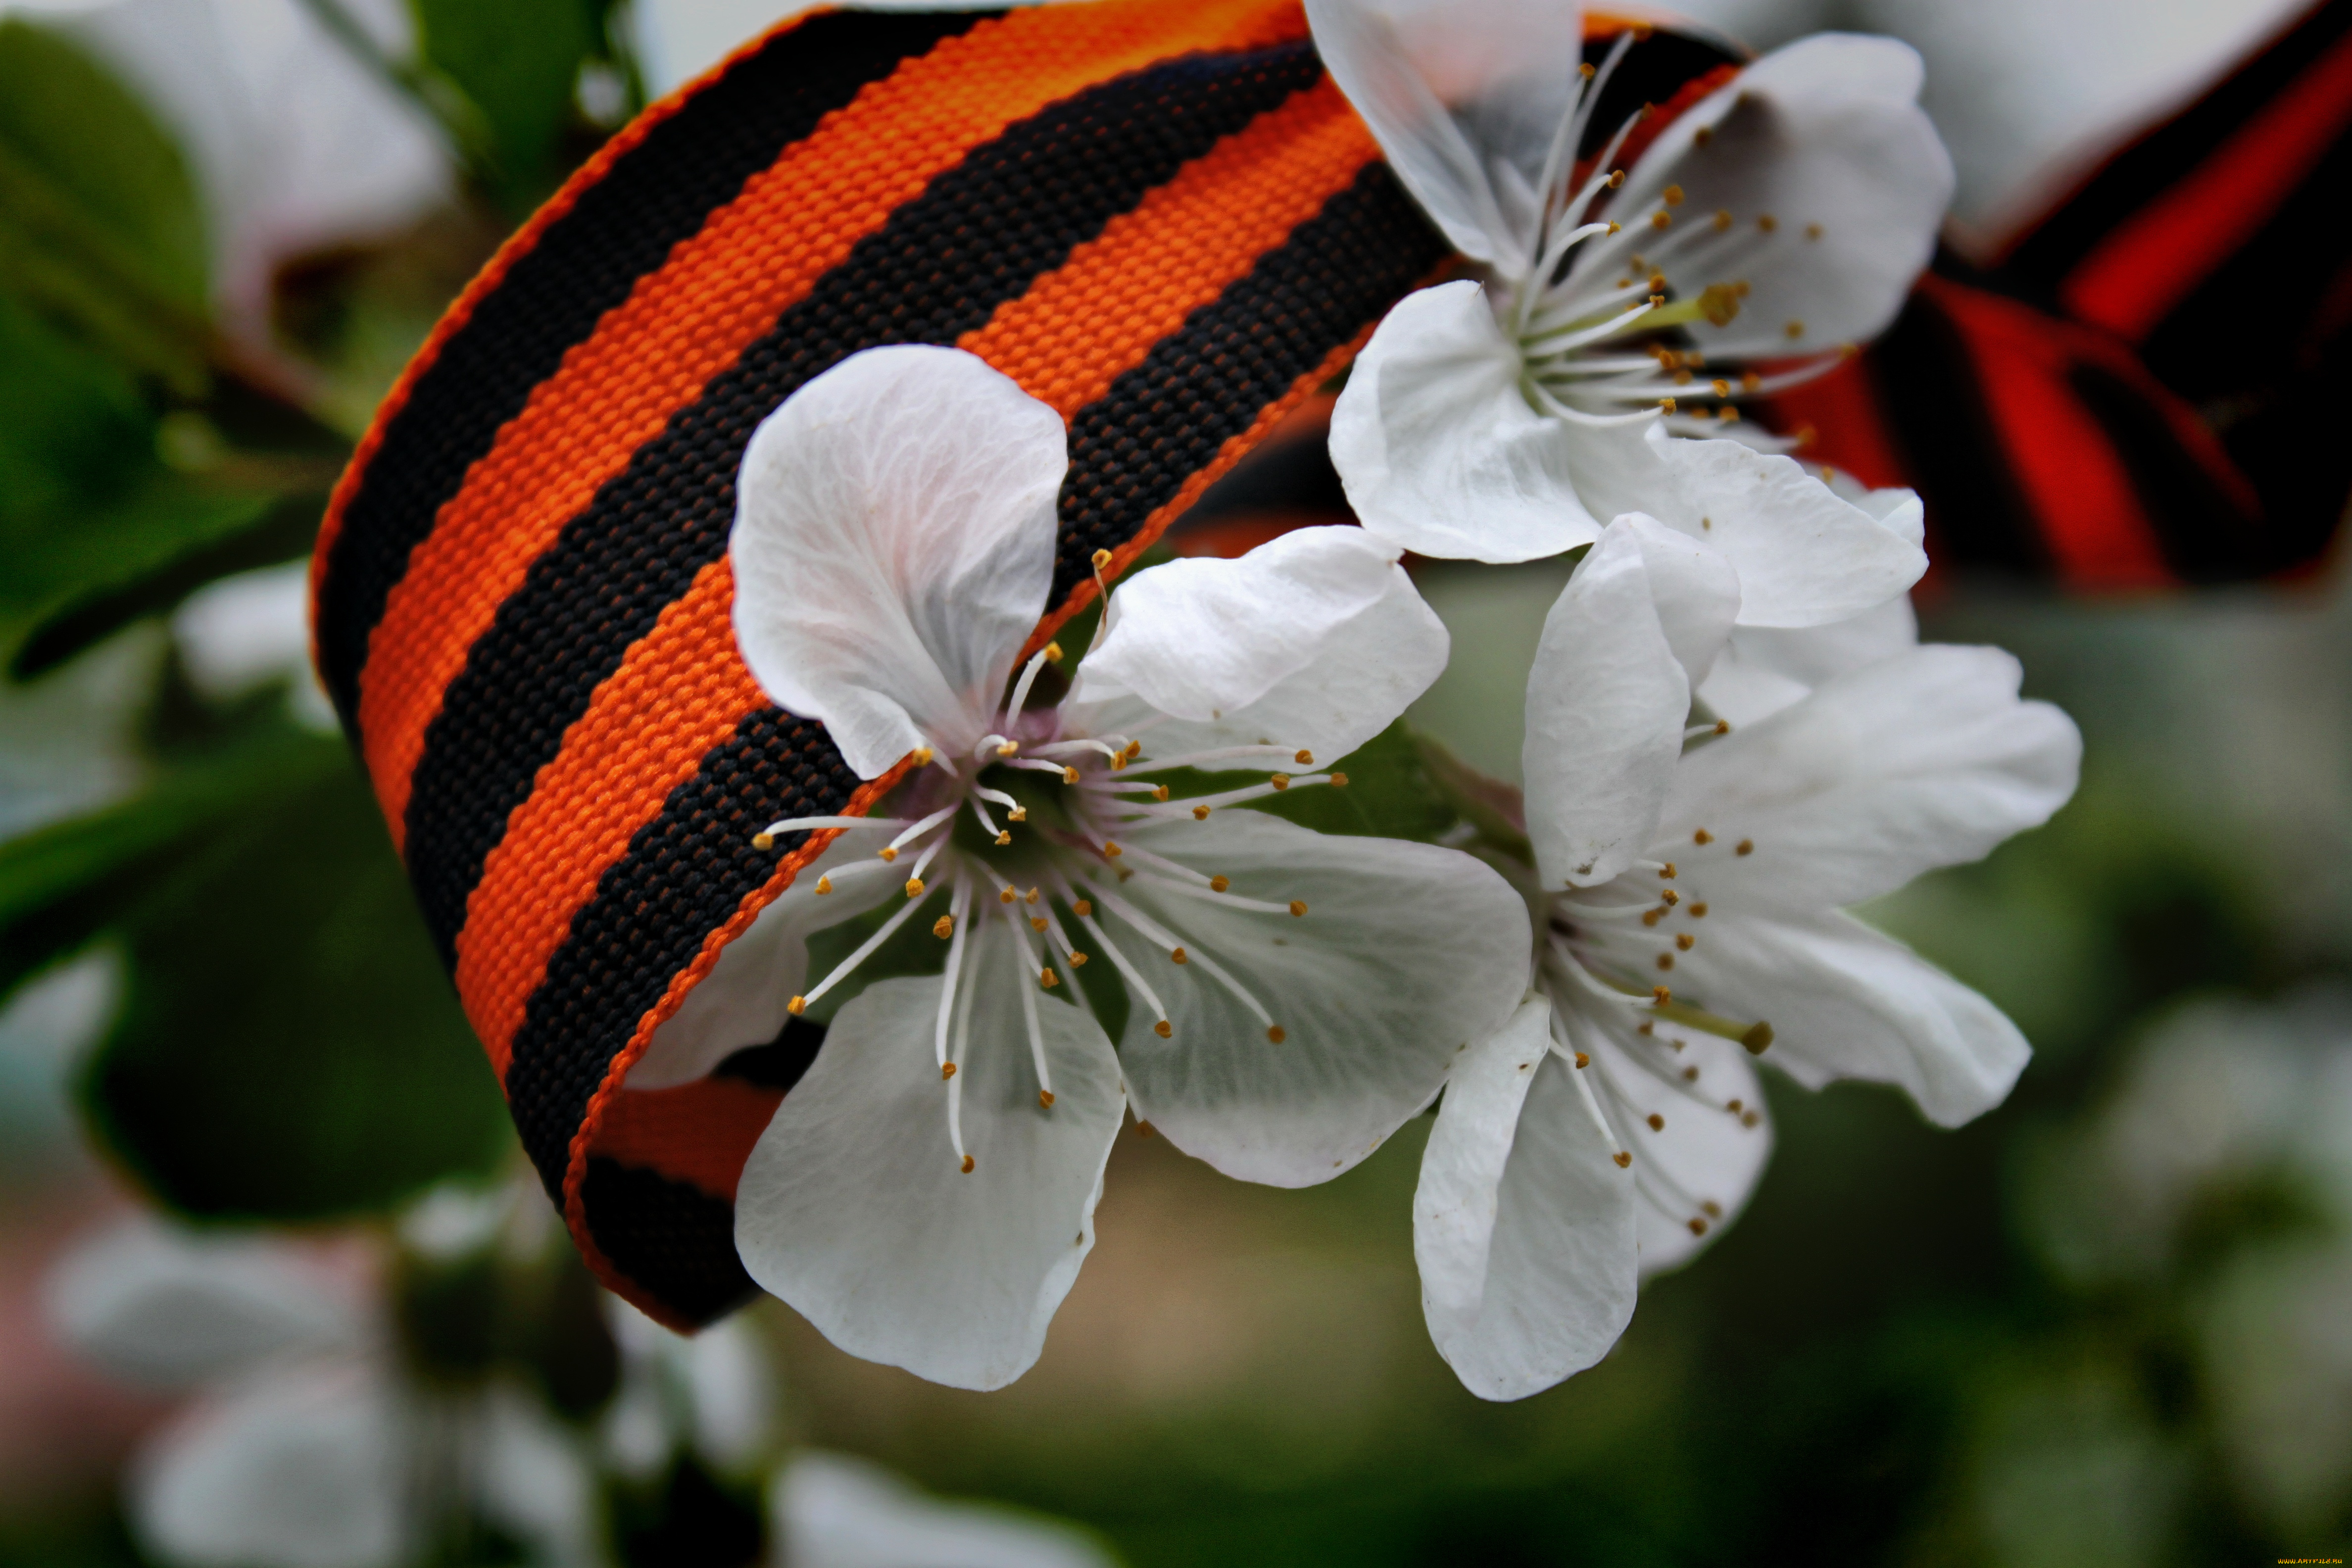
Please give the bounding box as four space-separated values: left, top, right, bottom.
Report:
1774 0 2351 588
312 0 1739 1327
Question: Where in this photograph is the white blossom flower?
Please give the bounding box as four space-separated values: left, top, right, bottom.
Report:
1414 513 2080 1399
1307 0 1943 623
655 344 1529 1391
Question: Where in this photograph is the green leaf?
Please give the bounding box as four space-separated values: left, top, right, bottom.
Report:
0 294 154 529
76 750 511 1220
6 486 317 680
0 19 212 389
411 0 594 202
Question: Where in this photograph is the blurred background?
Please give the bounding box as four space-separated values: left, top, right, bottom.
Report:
1 0 2347 1563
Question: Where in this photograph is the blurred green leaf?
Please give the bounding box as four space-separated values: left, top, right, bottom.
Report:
76 749 511 1220
0 294 154 525
1240 720 1458 843
411 0 594 202
0 19 213 390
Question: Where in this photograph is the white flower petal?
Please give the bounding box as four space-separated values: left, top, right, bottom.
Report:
735 925 1123 1391
46 1218 364 1389
477 1382 601 1568
1620 511 1741 688
1416 998 1638 1402
731 345 1066 777
1657 436 1927 627
1522 521 1699 889
1303 0 1587 268
775 1450 1115 1568
1110 810 1529 1186
631 826 899 1088
1662 645 2082 913
1577 1023 1771 1275
1606 33 1951 358
1668 909 2030 1127
1331 281 1666 562
1697 591 1918 727
1067 527 1446 766
131 1360 406 1568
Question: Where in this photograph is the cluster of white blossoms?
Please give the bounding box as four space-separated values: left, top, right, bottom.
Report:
674 0 2083 1402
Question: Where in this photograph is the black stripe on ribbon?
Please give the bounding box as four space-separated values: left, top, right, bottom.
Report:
314 9 992 728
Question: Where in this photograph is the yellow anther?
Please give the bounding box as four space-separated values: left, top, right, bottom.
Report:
1043 642 1064 663
1000 887 1017 904
1741 370 1762 392
1153 1020 1173 1039
1654 985 1672 1004
1613 1150 1632 1168
1712 208 1732 231
1293 749 1314 766
1329 772 1348 787
1267 1025 1287 1043
1742 1022 1775 1055
1269 774 1290 791
941 1063 957 1079
1659 396 1676 413
1728 1098 1742 1114
1649 273 1667 294
1684 1066 1699 1081
1718 407 1740 423
787 996 807 1016
933 915 955 939
814 875 833 895
995 833 1012 846
1154 786 1170 802
1656 953 1675 971
1742 1109 1762 1127
1574 1052 1590 1068
1607 168 1625 188
1069 952 1087 966
1091 548 1113 571
1676 933 1695 951
1606 221 1621 235
1702 1200 1723 1219
1109 753 1127 771
1102 841 1122 858
1674 368 1694 387
1651 210 1671 229
1072 899 1093 918
1805 222 1822 240
1169 946 1188 965
1650 294 1666 308
1009 807 1028 822
1031 917 1047 932
1735 839 1753 856
752 832 774 850
1662 184 1684 205
1712 720 1729 735
1642 909 1664 927
1039 1089 1056 1108
1192 804 1211 821
905 878 925 898
1123 739 1143 760
880 847 898 862
1025 887 1039 904
1693 124 1714 147
1288 900 1308 918
1660 863 1677 878
1662 889 1680 906
1758 213 1777 233
912 747 934 767
1135 1119 1156 1137
1784 319 1805 340
1712 379 1731 397
1578 60 1595 78
1697 828 1717 845
1697 283 1742 327
1209 876 1229 892
996 740 1019 757
1690 901 1709 918
961 1154 975 1174
1687 1217 1708 1236
1647 1113 1666 1131
1040 969 1058 988
1637 1021 1654 1035
1062 766 1080 784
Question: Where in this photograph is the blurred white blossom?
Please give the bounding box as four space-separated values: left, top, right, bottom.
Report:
170 560 337 732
